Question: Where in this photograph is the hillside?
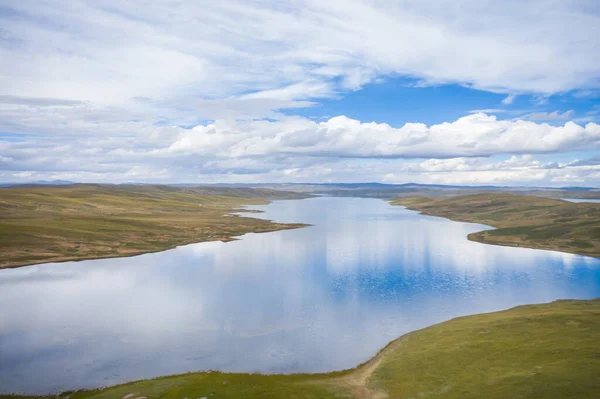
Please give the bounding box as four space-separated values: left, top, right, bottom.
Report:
392 193 600 257
0 184 311 268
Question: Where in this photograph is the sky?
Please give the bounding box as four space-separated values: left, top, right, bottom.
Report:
1 0 600 187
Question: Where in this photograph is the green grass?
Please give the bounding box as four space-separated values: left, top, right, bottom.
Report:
370 299 600 399
2 300 598 399
391 193 600 258
0 184 311 268
64 373 348 399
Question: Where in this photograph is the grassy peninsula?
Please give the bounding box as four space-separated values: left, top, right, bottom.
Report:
3 299 599 399
0 184 311 269
392 193 600 258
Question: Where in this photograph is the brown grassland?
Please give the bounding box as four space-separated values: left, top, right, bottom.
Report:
0 184 310 268
392 193 600 258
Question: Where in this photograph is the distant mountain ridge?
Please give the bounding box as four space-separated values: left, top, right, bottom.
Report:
1 181 598 193
0 179 75 187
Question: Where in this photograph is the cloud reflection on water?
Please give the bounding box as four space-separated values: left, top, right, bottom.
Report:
0 197 599 394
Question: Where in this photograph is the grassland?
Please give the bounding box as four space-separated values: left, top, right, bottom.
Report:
391 193 600 257
3 299 598 399
302 183 600 200
0 184 311 268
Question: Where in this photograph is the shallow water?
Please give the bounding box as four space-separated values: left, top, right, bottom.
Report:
561 198 600 203
1 197 599 394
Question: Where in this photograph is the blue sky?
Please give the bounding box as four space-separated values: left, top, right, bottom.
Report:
0 0 599 186
290 78 600 127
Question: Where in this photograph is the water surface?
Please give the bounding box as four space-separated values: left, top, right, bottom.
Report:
561 198 600 203
1 197 599 394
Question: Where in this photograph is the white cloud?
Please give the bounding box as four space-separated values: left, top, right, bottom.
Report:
469 108 511 114
501 95 516 105
383 155 600 186
166 113 600 159
2 113 600 186
1 1 600 186
523 110 574 121
414 155 553 173
1 0 599 117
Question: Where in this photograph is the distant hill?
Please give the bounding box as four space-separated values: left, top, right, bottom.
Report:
0 179 75 187
2 181 598 198
266 182 600 199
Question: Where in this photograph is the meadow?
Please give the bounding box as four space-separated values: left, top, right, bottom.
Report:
392 193 600 258
0 184 310 268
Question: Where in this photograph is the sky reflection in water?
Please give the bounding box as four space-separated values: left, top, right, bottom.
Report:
1 197 599 394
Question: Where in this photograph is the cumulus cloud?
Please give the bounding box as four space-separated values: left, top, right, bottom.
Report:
166 113 600 159
413 155 558 173
383 155 600 186
2 113 600 186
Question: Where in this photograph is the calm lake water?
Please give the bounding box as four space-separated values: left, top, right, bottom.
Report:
1 197 599 394
562 198 600 203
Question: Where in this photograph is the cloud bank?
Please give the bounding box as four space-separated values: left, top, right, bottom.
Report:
168 113 600 159
2 114 599 186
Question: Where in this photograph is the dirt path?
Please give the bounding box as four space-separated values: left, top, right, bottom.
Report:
343 354 388 399
320 336 407 399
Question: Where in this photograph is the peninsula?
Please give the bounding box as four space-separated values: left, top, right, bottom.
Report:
0 184 311 269
392 193 600 258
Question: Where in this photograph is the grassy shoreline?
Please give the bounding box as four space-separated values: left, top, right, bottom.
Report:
0 222 305 270
3 299 599 399
0 184 311 269
391 193 600 258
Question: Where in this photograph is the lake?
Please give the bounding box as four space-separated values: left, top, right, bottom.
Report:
1 197 599 394
562 198 600 203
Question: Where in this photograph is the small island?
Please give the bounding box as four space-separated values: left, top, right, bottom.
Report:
392 193 600 258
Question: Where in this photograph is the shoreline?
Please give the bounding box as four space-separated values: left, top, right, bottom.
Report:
3 298 599 398
0 184 314 269
391 194 600 259
0 301 551 396
401 205 599 258
1 220 310 270
464 231 599 258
